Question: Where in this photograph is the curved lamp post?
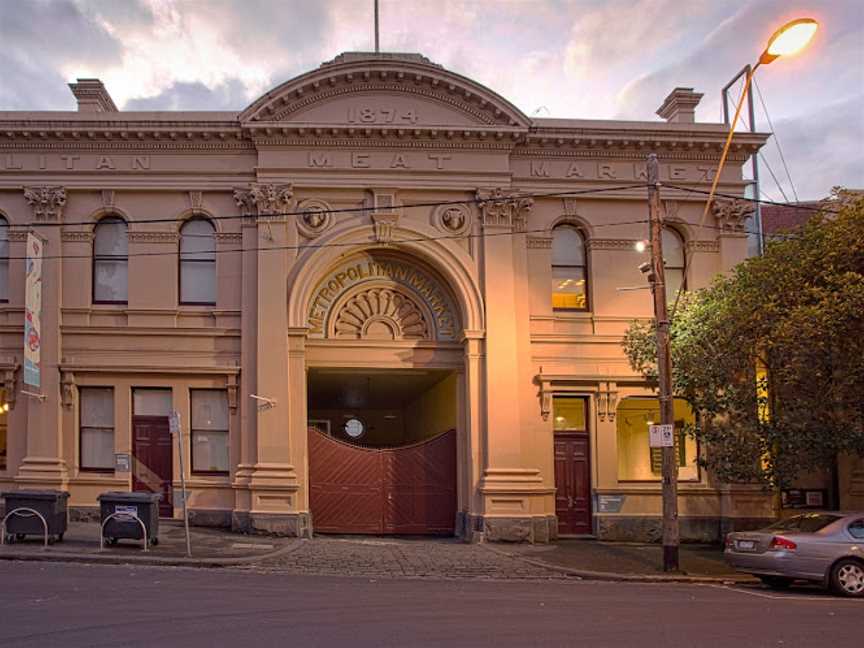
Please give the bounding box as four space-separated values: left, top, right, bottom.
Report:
701 18 819 236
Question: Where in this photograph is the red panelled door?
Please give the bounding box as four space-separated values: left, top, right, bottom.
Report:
132 415 173 517
554 432 592 535
309 428 456 535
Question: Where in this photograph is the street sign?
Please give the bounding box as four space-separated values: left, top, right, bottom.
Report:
649 424 675 448
169 411 181 435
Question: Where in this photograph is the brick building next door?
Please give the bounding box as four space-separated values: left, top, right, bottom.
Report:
554 432 592 535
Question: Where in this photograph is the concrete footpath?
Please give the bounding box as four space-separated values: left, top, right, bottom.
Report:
0 519 300 567
1 522 754 583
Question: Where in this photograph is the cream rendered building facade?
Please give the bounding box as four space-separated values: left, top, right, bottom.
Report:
0 53 783 541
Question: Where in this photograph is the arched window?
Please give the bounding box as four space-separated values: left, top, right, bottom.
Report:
663 227 686 303
551 225 588 310
0 216 8 303
93 216 128 303
180 218 216 305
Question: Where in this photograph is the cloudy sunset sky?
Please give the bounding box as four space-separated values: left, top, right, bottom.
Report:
1 0 861 200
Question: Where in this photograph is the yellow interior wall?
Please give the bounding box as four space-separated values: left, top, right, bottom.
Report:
616 398 698 482
402 373 458 443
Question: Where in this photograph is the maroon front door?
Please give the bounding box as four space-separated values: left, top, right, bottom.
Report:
554 432 592 535
132 415 173 517
309 428 456 535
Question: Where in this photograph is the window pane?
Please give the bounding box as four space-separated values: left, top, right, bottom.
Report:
552 266 586 309
192 430 229 473
666 268 685 304
552 226 585 266
180 219 216 258
191 390 228 430
180 260 217 303
553 397 586 431
662 228 684 267
133 389 172 416
849 520 864 539
81 428 114 469
616 398 698 481
94 259 128 302
81 388 114 427
94 218 128 256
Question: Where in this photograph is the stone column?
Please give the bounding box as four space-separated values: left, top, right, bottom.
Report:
16 187 69 489
232 183 302 535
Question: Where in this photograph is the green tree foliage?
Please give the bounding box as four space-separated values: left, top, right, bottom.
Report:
623 192 864 488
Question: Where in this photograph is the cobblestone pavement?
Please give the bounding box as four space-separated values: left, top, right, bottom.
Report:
237 536 574 581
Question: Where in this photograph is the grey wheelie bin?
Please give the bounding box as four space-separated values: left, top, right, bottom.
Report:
98 491 161 547
1 490 69 544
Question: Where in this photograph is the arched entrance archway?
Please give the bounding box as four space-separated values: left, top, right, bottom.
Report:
289 242 482 536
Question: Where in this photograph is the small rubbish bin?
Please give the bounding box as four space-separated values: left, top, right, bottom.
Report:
1 490 69 544
98 491 161 547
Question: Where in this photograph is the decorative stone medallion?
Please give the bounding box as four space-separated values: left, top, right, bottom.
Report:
433 203 471 236
296 198 334 238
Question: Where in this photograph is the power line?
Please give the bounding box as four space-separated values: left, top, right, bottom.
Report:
758 152 791 203
0 219 652 262
11 184 650 230
663 183 838 214
753 78 800 202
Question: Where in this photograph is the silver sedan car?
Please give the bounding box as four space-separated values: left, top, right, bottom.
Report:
724 511 864 597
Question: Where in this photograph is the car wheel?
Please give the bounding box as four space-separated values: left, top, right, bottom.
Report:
830 559 864 598
758 575 791 589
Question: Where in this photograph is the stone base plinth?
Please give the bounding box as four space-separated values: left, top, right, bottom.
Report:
232 510 311 537
597 515 775 544
188 508 232 528
463 513 557 543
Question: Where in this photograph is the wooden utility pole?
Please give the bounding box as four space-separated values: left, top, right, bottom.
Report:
647 153 680 572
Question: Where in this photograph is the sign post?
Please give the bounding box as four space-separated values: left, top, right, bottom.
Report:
170 410 192 557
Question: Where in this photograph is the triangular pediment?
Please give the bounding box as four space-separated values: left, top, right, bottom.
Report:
241 52 529 129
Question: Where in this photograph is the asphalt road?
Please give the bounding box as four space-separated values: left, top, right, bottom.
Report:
0 562 860 647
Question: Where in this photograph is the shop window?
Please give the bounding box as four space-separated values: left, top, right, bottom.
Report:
0 389 7 470
191 389 229 474
551 225 588 310
616 397 699 481
663 227 686 304
0 216 8 303
180 219 216 305
93 216 128 303
80 387 115 472
553 396 587 431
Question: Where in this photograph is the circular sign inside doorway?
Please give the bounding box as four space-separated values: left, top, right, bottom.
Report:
344 418 365 439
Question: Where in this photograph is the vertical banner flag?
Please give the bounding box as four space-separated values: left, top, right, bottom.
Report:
24 233 43 388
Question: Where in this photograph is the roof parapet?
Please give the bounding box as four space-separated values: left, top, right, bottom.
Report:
68 78 118 113
656 87 703 124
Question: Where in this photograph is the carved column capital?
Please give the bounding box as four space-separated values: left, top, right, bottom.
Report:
24 186 67 221
476 188 533 231
233 183 294 221
711 198 753 233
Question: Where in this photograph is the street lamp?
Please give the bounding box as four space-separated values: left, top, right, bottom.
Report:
701 18 819 245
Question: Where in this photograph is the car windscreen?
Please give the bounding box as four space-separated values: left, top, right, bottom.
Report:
766 513 842 533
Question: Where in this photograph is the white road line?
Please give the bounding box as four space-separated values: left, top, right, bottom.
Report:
707 584 864 603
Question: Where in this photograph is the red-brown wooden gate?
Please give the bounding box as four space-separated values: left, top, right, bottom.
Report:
309 428 456 535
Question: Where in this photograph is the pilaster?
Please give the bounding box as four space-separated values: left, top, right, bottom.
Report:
231 183 303 535
16 187 69 489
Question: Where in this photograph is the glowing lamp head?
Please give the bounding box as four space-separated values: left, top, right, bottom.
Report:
634 240 648 253
760 18 818 65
